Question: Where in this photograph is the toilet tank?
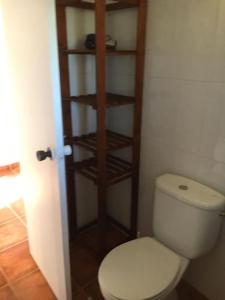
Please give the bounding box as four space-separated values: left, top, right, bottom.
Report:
153 174 225 259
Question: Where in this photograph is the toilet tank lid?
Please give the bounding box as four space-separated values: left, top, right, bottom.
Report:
156 174 225 211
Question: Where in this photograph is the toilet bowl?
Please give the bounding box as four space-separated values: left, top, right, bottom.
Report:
98 174 225 300
99 237 189 300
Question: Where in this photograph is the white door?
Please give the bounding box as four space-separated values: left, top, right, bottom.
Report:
0 1 71 299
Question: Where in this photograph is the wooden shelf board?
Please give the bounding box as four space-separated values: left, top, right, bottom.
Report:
73 155 133 186
62 49 136 56
56 1 138 11
107 1 138 11
57 1 95 9
63 93 135 108
70 130 133 152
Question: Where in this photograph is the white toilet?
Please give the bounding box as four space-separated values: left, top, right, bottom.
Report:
98 174 225 300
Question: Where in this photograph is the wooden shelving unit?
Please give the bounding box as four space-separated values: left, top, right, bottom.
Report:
62 49 136 55
73 155 133 186
57 0 139 11
69 130 133 152
63 93 135 108
56 0 147 257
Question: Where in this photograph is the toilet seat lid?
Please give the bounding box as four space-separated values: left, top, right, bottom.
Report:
99 237 182 300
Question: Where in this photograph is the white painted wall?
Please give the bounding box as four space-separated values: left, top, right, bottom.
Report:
0 7 20 166
1 1 72 298
140 1 225 300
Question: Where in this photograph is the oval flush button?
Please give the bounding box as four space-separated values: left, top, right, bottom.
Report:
179 185 189 190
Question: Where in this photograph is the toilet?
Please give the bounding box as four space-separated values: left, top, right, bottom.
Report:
98 174 225 300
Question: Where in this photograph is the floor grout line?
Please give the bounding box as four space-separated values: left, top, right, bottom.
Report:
0 204 26 300
0 283 9 290
10 268 40 285
7 205 27 228
0 263 19 300
15 214 26 228
0 216 17 227
0 203 58 299
0 238 28 254
82 277 98 289
0 253 39 299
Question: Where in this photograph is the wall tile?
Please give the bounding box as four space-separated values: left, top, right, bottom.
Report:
142 78 180 145
218 101 225 140
148 0 225 82
108 180 131 229
107 56 135 77
174 81 206 153
140 2 225 300
107 9 137 50
199 86 224 160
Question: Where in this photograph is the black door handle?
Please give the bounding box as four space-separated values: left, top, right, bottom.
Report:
36 148 52 161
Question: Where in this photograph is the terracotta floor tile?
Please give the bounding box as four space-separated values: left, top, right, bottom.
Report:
84 279 104 300
79 227 99 253
20 216 26 225
78 224 128 254
10 199 25 217
107 225 128 251
0 241 37 281
0 208 16 225
0 219 27 251
70 244 100 287
177 280 209 300
0 270 7 287
74 292 88 300
12 270 56 300
0 286 17 300
72 278 82 296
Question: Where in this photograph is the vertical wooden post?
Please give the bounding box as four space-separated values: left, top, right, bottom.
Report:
131 0 147 238
56 5 77 238
95 0 107 257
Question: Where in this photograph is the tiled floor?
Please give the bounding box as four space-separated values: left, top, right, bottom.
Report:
0 199 56 300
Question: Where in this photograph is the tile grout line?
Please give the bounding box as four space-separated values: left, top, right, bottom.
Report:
0 238 28 254
8 206 27 228
75 276 100 299
0 203 27 299
82 276 98 289
0 233 38 299
10 267 40 285
0 205 28 254
15 214 26 228
0 216 17 227
0 254 39 299
0 263 19 300
0 204 55 299
0 283 9 290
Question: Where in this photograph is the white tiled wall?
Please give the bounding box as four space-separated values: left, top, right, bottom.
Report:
139 1 225 300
